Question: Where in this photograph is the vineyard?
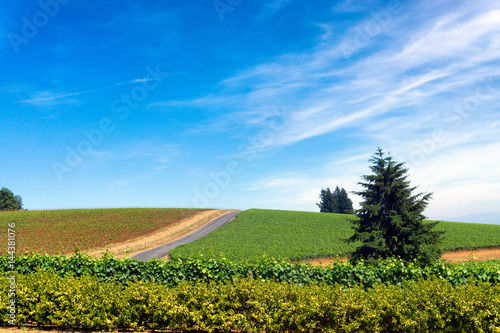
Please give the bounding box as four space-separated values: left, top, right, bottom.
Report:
169 209 500 261
435 219 500 250
1 208 500 261
0 208 206 255
1 253 500 331
3 271 500 332
170 209 356 261
2 252 500 287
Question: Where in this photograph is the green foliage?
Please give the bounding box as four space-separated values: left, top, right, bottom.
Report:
317 187 337 213
171 209 358 261
170 209 500 262
3 207 499 262
338 187 354 214
434 220 500 251
1 252 500 288
317 186 354 214
348 148 445 265
0 187 22 211
2 270 500 331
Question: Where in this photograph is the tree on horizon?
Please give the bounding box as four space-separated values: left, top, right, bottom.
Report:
337 187 354 214
0 187 23 211
317 186 353 214
317 187 337 213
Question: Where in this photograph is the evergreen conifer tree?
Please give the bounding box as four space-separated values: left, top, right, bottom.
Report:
317 187 337 213
347 148 444 265
333 186 342 210
338 187 354 214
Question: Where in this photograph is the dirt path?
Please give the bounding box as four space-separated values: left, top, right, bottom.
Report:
300 247 500 266
85 209 238 259
441 247 500 263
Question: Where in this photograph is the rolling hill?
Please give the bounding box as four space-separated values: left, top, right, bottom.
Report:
169 209 500 261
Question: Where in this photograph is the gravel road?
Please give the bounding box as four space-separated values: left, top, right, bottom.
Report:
133 210 240 261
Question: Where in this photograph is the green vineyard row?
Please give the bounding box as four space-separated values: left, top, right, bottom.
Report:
2 271 500 332
1 252 500 288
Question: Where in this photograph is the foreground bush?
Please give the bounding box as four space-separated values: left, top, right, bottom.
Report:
1 271 500 332
1 252 500 288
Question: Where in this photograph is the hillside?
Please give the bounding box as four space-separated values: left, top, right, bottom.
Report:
169 208 500 261
170 209 357 261
0 208 210 256
3 207 500 261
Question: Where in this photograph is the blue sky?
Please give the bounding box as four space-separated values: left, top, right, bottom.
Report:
2 0 500 222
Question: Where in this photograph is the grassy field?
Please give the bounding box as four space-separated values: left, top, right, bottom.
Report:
169 208 500 261
0 208 206 255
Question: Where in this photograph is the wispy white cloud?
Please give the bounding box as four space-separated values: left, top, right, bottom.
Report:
113 77 157 86
103 143 181 189
185 3 499 151
17 91 89 107
88 150 113 157
384 10 500 71
13 73 158 108
174 1 500 217
409 141 500 219
122 143 181 165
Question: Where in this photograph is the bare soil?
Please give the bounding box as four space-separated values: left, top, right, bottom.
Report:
441 247 500 263
300 247 500 266
85 209 237 259
299 257 348 266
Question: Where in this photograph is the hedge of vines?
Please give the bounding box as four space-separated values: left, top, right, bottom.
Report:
1 271 500 332
1 252 500 288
